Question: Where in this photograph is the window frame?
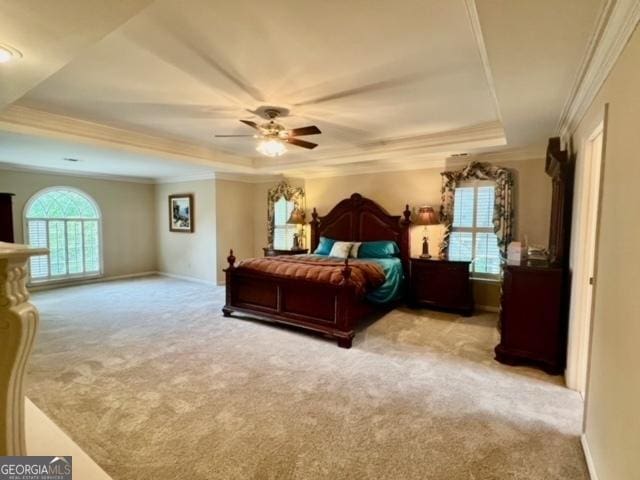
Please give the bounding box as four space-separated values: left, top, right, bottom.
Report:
23 186 104 285
272 197 295 250
449 179 501 280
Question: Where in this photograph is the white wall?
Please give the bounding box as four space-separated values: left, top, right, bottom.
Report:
571 24 640 480
155 179 217 283
0 168 156 278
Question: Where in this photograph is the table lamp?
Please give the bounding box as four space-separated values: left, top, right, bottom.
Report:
414 206 439 259
287 207 306 250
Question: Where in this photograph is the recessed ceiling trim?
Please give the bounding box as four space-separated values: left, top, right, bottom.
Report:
557 0 640 140
285 157 447 180
255 121 506 173
213 172 286 184
0 160 155 184
0 105 254 172
446 144 546 167
282 144 544 180
463 0 503 124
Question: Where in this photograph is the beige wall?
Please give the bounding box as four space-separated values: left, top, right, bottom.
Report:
215 179 255 284
573 25 640 480
303 158 551 307
0 168 156 277
304 157 551 250
155 179 216 283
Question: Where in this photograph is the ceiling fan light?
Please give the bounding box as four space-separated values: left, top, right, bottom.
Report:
256 139 287 157
0 44 22 63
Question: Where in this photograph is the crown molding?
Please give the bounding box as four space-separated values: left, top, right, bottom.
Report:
0 105 254 172
448 144 546 165
0 160 288 185
557 0 640 139
0 161 156 184
154 173 217 184
286 144 544 180
255 121 506 173
283 156 447 180
213 172 286 184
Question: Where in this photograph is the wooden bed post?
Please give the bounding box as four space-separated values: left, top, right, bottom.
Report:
309 208 320 253
335 258 356 349
400 204 412 272
222 249 236 317
226 249 236 270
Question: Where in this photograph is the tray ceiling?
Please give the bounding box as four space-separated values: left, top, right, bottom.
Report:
0 0 604 180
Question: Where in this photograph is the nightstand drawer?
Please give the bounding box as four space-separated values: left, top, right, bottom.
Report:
408 258 473 315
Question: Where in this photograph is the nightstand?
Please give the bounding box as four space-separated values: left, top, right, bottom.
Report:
263 247 308 257
408 257 474 316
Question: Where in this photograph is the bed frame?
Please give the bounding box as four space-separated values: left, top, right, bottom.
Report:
223 193 411 348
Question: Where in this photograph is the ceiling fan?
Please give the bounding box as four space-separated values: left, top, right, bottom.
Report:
214 108 321 157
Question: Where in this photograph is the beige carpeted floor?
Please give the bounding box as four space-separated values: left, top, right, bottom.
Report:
26 276 588 480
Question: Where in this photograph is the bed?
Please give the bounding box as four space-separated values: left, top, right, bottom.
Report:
222 193 411 348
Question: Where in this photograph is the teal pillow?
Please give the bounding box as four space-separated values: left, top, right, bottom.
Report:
314 236 336 255
358 240 400 258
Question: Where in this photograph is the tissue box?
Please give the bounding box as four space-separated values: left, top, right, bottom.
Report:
507 242 524 262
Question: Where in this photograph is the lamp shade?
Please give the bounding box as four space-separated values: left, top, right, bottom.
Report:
414 206 439 226
287 208 306 225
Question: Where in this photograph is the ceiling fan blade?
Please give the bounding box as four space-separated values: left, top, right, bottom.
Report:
288 125 322 137
240 119 260 130
214 134 255 137
286 138 318 150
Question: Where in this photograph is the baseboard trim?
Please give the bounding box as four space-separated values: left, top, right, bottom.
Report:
156 271 217 286
29 271 156 291
475 304 500 313
581 433 599 480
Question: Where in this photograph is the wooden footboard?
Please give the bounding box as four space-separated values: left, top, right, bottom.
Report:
222 250 372 348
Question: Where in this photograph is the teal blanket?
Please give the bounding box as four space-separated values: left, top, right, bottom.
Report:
363 257 405 304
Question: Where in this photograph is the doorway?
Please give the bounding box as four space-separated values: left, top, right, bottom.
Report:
566 119 605 396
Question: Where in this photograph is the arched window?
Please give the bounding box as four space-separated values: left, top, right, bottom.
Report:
24 187 102 282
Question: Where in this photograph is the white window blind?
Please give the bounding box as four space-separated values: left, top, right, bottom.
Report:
25 188 102 283
449 182 501 277
273 197 295 249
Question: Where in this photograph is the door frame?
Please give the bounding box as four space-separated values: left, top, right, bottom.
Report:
565 107 607 395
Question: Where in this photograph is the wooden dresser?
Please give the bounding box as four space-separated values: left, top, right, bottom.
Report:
495 262 567 374
495 137 574 374
0 193 15 243
263 247 308 257
408 258 473 315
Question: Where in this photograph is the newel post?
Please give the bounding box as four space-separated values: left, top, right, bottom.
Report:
0 242 48 455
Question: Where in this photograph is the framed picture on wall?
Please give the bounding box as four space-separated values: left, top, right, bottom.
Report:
169 194 194 233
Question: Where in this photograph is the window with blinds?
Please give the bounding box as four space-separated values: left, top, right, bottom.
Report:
448 181 501 277
273 197 295 249
25 188 102 283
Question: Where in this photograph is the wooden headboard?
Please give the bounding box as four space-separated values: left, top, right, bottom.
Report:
309 193 412 270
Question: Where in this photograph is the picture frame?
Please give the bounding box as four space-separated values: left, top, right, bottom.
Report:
168 193 194 233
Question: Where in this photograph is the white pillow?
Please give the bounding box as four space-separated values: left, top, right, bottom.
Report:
349 242 362 258
328 241 353 258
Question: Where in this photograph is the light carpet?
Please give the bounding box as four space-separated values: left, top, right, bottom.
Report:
26 276 588 479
